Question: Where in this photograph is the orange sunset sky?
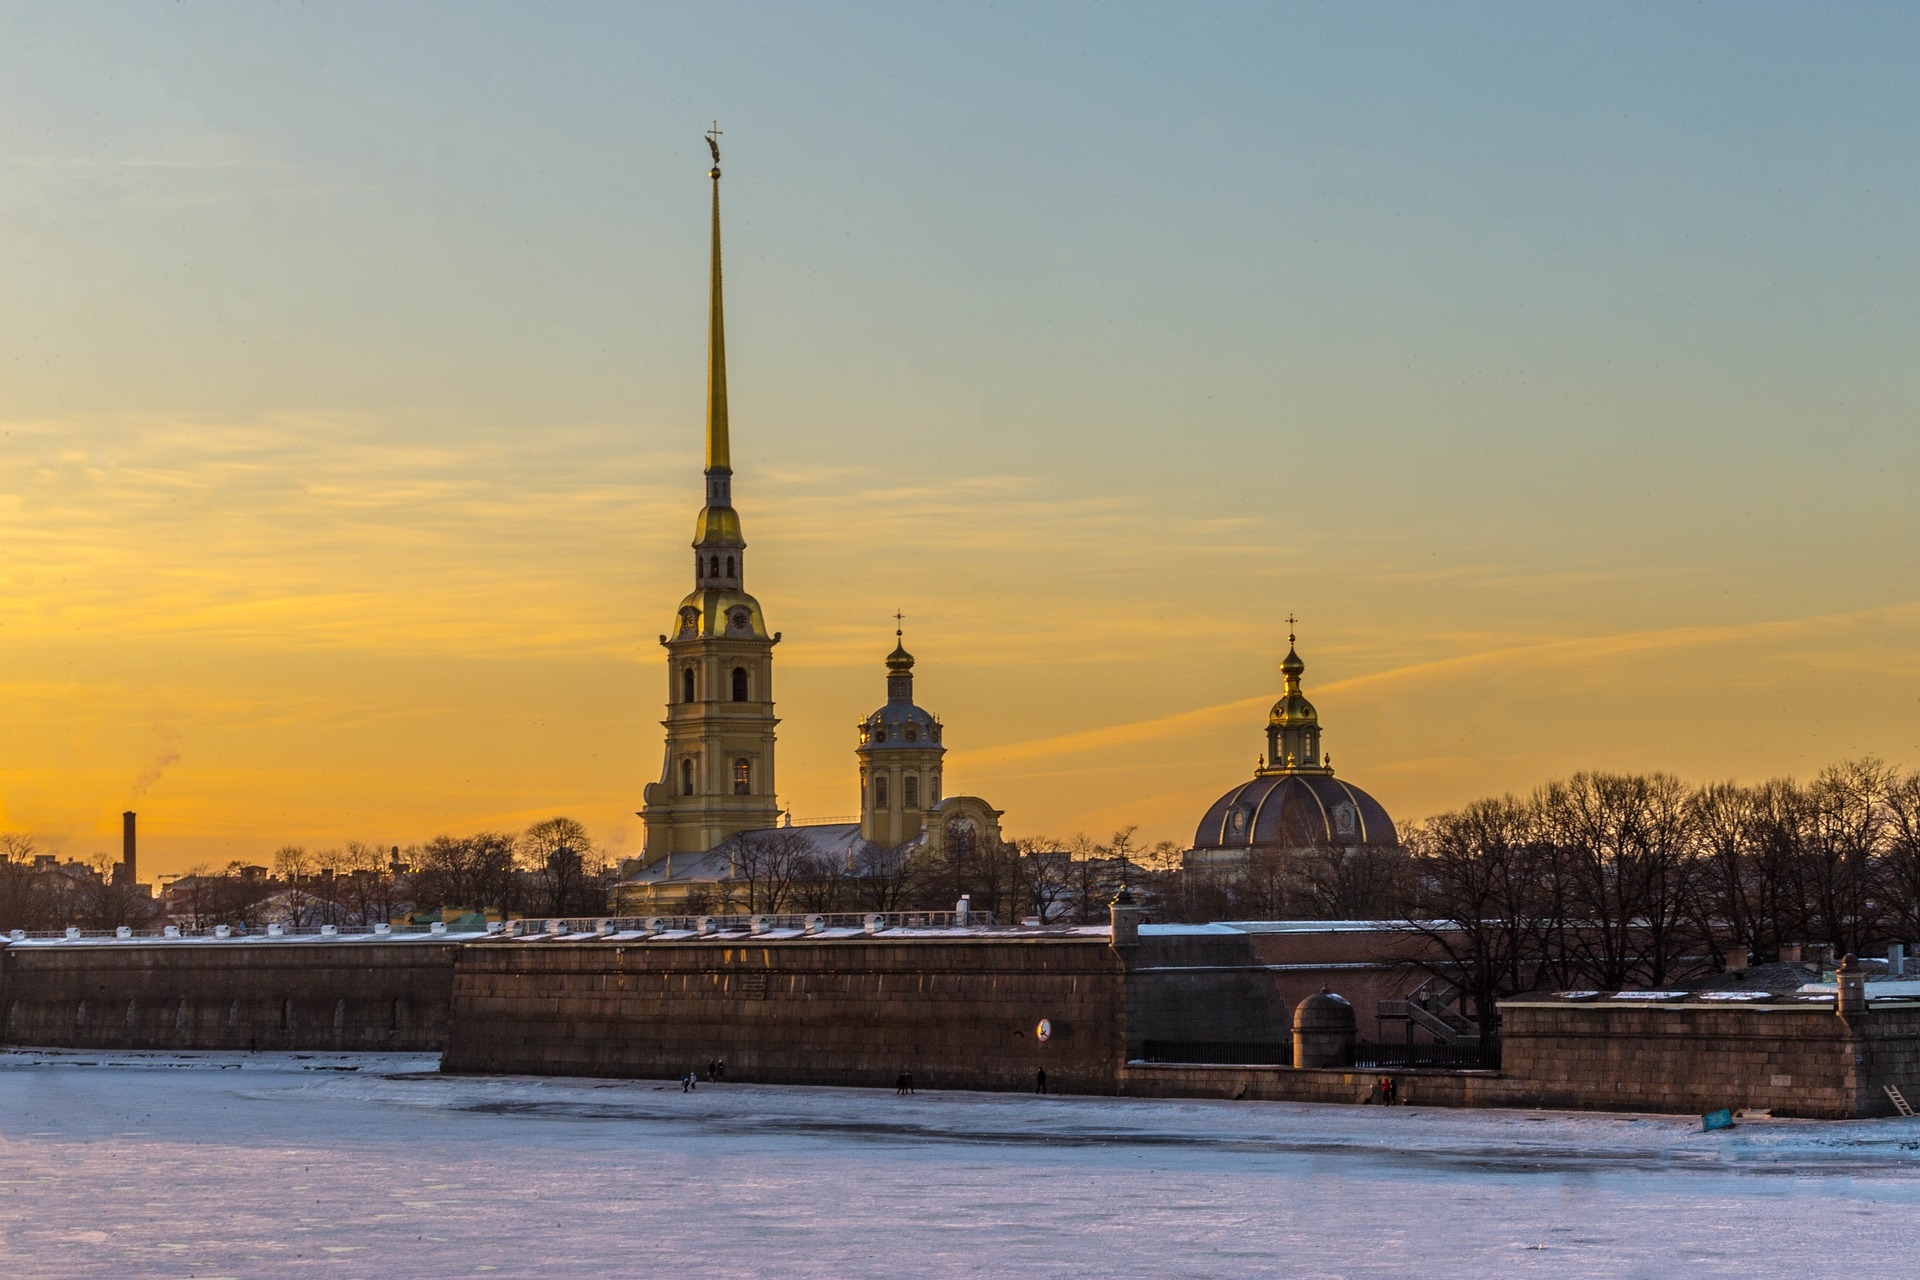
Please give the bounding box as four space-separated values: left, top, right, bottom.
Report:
4 6 1918 876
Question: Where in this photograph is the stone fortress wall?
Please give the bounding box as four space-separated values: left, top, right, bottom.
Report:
0 935 461 1053
6 921 1920 1119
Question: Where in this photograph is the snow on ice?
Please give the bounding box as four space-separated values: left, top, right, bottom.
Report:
2 1048 1918 1277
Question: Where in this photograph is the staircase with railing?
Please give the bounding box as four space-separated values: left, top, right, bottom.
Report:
1376 979 1482 1045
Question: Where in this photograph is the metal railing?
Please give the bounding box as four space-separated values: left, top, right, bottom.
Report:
1355 1039 1501 1071
1376 999 1480 1045
502 909 1002 938
2 922 488 943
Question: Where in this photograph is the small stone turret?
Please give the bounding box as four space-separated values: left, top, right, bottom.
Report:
1836 953 1866 1018
1292 988 1355 1068
1109 890 1142 949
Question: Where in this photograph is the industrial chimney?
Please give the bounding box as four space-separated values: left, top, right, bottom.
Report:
117 811 137 886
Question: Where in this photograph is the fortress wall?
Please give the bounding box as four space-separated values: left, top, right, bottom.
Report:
1119 1063 1526 1108
0 941 459 1053
1123 1001 1920 1119
10 932 1920 1119
1499 1000 1920 1119
442 935 1133 1091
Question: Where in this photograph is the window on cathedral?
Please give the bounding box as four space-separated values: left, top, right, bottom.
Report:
734 758 751 795
930 773 941 805
732 667 748 701
874 727 887 744
725 555 735 577
682 668 696 703
709 555 720 577
682 757 696 796
905 724 918 743
948 819 977 859
905 775 919 807
875 774 889 808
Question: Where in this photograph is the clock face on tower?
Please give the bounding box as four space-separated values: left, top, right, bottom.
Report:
679 608 698 637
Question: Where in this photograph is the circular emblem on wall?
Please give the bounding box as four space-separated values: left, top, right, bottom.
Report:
1036 1018 1052 1043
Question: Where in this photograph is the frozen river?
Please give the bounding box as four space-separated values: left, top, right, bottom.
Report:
1 1050 1917 1278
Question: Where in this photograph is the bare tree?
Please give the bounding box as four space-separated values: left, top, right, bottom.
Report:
720 831 814 914
521 817 603 916
1403 796 1550 1035
854 839 918 912
1014 839 1075 923
0 834 43 931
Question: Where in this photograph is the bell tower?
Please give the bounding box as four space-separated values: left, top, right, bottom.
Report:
857 626 946 846
639 129 783 859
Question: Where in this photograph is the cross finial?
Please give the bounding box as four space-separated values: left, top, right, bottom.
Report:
1285 613 1297 644
893 608 905 638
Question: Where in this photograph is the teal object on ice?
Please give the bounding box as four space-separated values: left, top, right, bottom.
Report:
1702 1108 1735 1132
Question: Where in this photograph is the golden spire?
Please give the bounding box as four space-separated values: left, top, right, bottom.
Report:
705 123 729 473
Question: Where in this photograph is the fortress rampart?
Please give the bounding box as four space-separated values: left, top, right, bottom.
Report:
0 934 460 1053
7 924 1920 1118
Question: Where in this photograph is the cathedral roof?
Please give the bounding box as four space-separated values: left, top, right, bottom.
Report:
1191 773 1398 853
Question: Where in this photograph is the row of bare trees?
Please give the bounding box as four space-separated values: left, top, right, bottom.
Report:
0 818 613 932
1401 760 1920 1031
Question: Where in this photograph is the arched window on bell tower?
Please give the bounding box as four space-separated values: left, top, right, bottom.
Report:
732 667 748 701
733 758 751 795
904 774 920 808
682 668 696 703
681 756 696 796
875 774 889 808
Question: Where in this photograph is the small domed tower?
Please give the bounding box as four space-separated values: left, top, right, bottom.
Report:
1187 621 1399 869
857 629 945 846
1265 626 1325 774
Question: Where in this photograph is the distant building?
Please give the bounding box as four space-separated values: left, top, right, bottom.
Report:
616 141 1006 915
615 640 1005 914
634 147 782 860
1186 628 1399 874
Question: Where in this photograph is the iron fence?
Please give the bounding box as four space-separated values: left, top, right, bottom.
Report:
1354 1039 1502 1071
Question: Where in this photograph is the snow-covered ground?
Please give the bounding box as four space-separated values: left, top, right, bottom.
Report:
2 1050 1917 1278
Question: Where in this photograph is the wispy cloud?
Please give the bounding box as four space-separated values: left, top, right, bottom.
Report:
955 600 1920 767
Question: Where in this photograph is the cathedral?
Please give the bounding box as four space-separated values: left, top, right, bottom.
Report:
612 137 1398 916
613 141 1002 914
1185 626 1400 872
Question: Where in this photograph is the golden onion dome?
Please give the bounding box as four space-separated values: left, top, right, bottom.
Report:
1269 693 1318 726
693 504 743 546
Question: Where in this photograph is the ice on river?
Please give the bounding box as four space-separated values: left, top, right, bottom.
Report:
2 1048 1917 1278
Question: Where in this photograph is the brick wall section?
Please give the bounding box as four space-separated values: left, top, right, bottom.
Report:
1499 1000 1920 1119
1119 1063 1527 1107
1120 932 1292 1051
0 941 458 1053
442 935 1131 1091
